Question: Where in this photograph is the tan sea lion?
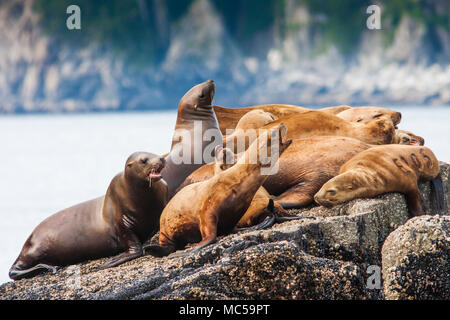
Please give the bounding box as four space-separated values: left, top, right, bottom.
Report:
211 145 303 228
213 104 359 135
319 105 352 115
224 110 395 152
177 136 371 209
213 104 309 135
314 145 444 217
161 80 222 199
145 123 292 257
336 106 402 127
394 129 425 146
9 152 167 280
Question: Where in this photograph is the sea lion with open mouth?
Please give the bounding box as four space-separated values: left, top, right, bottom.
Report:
9 152 167 280
145 123 292 257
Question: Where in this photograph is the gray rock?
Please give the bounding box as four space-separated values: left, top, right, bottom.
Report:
0 163 448 300
382 215 450 300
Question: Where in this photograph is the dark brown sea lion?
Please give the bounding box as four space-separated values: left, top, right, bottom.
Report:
9 152 167 280
145 123 292 257
161 80 222 199
314 145 444 217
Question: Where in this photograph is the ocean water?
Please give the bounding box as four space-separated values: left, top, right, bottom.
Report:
0 107 449 285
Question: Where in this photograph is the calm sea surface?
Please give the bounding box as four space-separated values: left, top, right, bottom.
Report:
0 107 449 284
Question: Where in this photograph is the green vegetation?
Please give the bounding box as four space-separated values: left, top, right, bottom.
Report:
33 0 449 66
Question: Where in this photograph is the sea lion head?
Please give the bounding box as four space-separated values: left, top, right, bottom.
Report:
125 152 166 188
314 171 362 207
179 80 215 114
257 122 292 167
339 106 402 128
213 145 237 172
394 130 425 146
366 117 396 144
235 110 277 130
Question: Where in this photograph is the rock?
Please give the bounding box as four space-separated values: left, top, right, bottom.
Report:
0 163 448 300
382 215 449 300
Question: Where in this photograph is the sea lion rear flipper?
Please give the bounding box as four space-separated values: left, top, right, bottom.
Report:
406 188 424 217
101 248 143 269
168 237 217 259
143 244 174 257
9 264 59 280
430 173 447 214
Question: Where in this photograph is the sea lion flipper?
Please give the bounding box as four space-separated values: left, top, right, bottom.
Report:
168 237 217 259
101 248 143 269
405 188 424 217
143 244 174 257
8 263 59 280
430 173 447 214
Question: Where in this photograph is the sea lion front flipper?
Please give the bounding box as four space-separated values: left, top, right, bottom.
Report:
8 264 59 280
101 230 143 269
274 182 320 209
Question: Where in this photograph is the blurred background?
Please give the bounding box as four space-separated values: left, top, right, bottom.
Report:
1 0 449 112
0 0 449 285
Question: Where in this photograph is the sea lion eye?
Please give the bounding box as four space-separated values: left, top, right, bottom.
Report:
345 185 354 190
373 113 383 118
140 158 148 164
327 189 336 196
402 137 410 143
356 119 362 122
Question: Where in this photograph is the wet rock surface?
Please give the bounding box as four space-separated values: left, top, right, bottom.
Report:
382 215 449 300
0 163 448 300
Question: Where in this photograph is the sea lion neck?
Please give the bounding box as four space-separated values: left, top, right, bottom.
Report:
177 103 215 121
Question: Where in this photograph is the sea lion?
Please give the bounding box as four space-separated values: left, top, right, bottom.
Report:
233 109 277 130
213 104 309 135
161 80 222 199
336 106 402 127
9 152 167 280
319 105 352 115
145 123 292 257
213 104 359 135
224 110 395 153
177 136 371 209
314 145 444 217
394 129 425 146
211 145 301 228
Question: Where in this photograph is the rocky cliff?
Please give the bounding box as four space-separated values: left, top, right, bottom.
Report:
0 0 449 113
1 162 448 300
